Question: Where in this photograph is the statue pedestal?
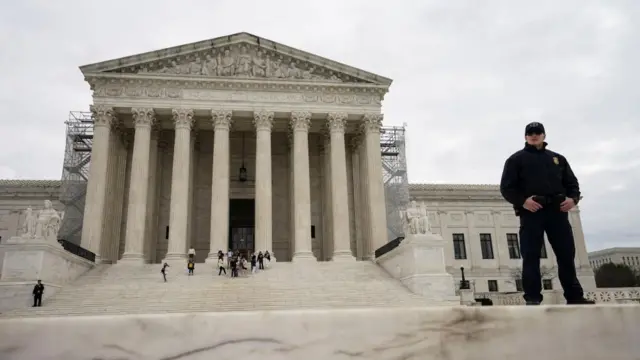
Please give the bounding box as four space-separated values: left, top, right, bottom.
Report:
0 237 94 312
375 233 457 304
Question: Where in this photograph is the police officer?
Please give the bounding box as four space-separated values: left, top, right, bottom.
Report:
500 122 594 305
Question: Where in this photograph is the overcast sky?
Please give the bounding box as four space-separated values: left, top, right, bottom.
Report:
0 0 637 251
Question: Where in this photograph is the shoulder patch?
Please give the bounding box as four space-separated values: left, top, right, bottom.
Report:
553 156 559 165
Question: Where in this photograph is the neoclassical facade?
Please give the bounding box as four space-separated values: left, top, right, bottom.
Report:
77 32 391 264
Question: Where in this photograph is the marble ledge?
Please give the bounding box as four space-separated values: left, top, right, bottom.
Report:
0 305 638 360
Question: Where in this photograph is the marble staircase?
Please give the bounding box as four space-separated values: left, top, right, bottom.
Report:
1 261 435 318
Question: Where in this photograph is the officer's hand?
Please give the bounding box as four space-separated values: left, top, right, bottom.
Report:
523 196 542 212
560 198 576 212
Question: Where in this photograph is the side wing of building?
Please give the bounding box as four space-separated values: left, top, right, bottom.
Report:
408 183 596 292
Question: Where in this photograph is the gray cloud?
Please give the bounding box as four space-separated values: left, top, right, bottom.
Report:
0 0 637 251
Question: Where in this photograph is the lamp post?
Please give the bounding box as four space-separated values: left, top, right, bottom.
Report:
459 266 470 290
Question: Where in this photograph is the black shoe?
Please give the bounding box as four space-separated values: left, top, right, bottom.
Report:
567 298 595 305
525 301 541 305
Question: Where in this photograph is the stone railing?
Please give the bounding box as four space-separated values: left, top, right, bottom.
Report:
475 287 640 305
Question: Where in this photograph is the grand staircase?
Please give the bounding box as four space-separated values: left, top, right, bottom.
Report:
1 261 434 318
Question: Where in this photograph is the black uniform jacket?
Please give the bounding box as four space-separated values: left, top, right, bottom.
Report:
500 142 581 210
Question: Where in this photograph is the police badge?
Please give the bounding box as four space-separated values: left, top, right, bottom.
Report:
553 157 559 165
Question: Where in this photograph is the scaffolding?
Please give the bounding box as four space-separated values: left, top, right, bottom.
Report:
58 111 94 245
380 124 410 240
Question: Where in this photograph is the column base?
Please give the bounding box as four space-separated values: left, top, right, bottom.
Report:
292 252 317 262
117 254 146 266
205 254 221 265
331 251 356 262
162 253 187 267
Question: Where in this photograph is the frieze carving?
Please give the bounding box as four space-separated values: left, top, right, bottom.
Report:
131 108 156 128
90 105 117 127
361 113 383 133
327 112 348 133
290 111 311 131
172 108 194 129
253 111 275 131
211 110 233 130
92 83 382 106
113 43 367 83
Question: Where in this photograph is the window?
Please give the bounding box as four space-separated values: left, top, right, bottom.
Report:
540 242 548 258
480 233 494 259
488 280 499 292
542 279 553 290
507 233 521 259
452 234 467 259
515 279 523 292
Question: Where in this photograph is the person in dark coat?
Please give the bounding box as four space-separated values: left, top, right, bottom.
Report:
161 263 170 282
500 122 594 305
32 280 44 307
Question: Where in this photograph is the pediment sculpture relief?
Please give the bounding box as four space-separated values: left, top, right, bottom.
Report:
400 200 431 235
20 200 64 243
112 44 366 83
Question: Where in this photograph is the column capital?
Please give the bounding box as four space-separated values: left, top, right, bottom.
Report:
290 111 311 132
254 110 275 131
327 112 348 133
131 108 156 128
90 105 118 128
172 108 194 130
361 113 383 134
211 109 233 130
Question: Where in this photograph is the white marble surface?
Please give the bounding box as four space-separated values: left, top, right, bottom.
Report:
377 233 456 302
1 305 638 360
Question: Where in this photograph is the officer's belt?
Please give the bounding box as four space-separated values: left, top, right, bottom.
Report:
532 194 565 206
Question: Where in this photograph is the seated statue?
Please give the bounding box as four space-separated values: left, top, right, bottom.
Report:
400 200 431 235
19 200 63 243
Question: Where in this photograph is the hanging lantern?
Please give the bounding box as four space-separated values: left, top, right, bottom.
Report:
239 164 248 182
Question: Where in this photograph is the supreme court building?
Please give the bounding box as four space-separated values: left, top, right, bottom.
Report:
78 32 391 264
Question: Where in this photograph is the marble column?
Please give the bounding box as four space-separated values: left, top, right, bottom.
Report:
320 139 332 261
186 130 198 250
327 113 354 261
362 113 388 257
164 108 194 262
121 108 156 263
287 130 295 260
350 136 364 260
290 111 315 261
357 133 372 259
110 132 128 262
206 110 232 263
99 124 121 263
144 128 160 264
254 110 275 257
81 105 117 260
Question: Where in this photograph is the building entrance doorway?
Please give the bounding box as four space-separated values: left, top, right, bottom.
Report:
228 199 255 259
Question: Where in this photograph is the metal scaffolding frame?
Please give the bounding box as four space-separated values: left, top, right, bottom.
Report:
58 111 93 244
380 124 410 240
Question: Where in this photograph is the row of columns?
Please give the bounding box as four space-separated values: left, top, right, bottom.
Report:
81 105 388 264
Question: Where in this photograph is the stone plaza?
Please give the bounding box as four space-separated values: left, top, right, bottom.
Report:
0 32 637 359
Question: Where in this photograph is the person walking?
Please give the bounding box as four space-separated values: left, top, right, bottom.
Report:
217 258 227 276
161 263 170 282
32 280 44 307
500 122 594 305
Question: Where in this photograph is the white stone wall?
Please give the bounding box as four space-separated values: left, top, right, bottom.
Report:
588 247 640 270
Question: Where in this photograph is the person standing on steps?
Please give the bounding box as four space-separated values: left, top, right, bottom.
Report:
251 253 257 274
188 247 196 263
258 251 265 270
500 122 595 306
32 280 44 307
187 260 195 276
217 257 226 276
161 263 170 282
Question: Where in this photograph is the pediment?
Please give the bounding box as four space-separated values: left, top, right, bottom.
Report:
80 32 392 86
